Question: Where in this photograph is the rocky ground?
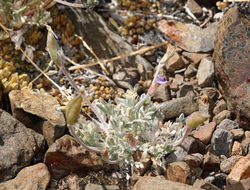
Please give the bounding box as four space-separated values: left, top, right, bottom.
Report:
0 0 249 190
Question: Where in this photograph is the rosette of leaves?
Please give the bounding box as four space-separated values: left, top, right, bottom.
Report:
71 85 186 166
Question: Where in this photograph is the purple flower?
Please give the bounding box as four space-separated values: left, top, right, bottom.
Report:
156 77 168 84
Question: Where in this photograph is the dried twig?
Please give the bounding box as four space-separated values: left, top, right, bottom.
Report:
69 41 169 71
75 35 109 75
54 0 86 8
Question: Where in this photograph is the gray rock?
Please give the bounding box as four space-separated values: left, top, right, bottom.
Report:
160 92 198 120
213 173 227 189
157 20 218 52
177 84 193 98
217 119 239 131
184 64 197 78
152 83 171 102
196 57 214 87
220 155 243 174
164 146 188 165
211 128 233 157
112 67 139 89
0 109 45 182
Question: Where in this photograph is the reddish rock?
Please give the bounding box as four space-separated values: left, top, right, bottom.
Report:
9 89 66 145
157 20 218 52
225 178 250 190
133 176 199 190
213 110 231 124
44 135 114 179
165 162 191 184
232 141 243 156
182 52 209 66
165 52 185 72
241 138 250 155
213 99 227 115
0 163 50 190
203 148 220 171
192 122 216 144
213 6 250 129
181 136 206 154
226 155 250 185
184 153 203 167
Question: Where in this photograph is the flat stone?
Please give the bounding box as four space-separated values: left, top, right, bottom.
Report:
44 135 114 179
192 122 216 145
213 6 250 129
165 162 191 184
184 153 203 167
160 92 198 120
9 89 66 146
217 119 239 131
213 99 227 115
196 57 214 87
85 184 120 190
157 20 218 52
211 128 233 157
220 155 243 174
226 155 250 185
232 141 243 156
182 52 209 66
193 179 221 190
0 109 45 182
133 176 199 190
0 163 50 190
213 110 231 125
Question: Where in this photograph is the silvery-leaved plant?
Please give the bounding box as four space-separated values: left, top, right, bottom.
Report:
45 26 210 167
71 85 187 166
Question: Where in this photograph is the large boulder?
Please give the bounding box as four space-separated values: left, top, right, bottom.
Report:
213 6 250 128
